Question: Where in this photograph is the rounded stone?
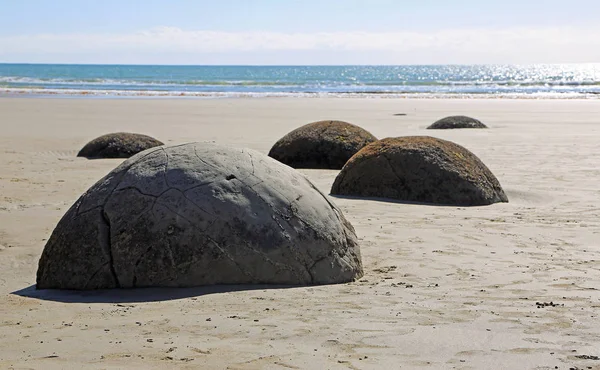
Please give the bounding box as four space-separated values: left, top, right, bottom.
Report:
331 136 508 206
77 132 164 159
427 116 488 129
37 142 363 290
268 120 377 169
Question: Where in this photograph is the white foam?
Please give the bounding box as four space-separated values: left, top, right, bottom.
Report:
1 87 599 100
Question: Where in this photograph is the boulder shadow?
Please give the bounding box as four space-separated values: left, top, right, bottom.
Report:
11 283 303 304
329 194 497 208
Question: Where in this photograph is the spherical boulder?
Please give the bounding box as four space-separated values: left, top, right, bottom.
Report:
331 136 508 206
427 116 488 129
268 120 377 169
77 132 164 159
37 142 363 290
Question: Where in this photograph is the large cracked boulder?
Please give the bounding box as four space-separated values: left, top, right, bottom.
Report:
77 132 164 159
427 116 488 129
331 136 508 206
37 142 363 290
268 120 377 169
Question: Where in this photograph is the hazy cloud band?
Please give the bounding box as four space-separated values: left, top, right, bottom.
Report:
1 26 599 64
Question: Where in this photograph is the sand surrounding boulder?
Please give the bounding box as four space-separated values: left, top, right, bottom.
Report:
331 136 508 206
427 116 488 129
37 142 363 290
268 120 377 169
77 132 164 158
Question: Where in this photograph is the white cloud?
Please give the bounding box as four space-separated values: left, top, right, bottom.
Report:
1 26 599 64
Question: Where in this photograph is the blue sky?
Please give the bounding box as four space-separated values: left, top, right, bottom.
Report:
1 0 599 64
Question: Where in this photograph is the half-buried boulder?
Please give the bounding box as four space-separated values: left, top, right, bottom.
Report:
37 142 363 290
77 132 164 159
427 116 488 129
268 120 377 169
331 136 508 206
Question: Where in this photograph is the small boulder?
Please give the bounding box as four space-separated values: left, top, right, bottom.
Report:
77 132 164 159
268 120 377 169
427 116 488 129
38 142 363 290
331 136 508 206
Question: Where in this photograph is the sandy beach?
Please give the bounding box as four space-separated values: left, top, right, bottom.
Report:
0 97 599 369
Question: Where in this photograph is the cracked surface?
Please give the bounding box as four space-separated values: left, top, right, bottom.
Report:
331 136 508 206
268 120 377 169
37 142 363 289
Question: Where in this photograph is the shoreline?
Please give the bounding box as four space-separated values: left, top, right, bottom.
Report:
2 87 600 100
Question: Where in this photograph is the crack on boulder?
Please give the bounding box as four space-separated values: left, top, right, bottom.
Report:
180 189 217 219
149 199 257 283
244 183 308 233
307 254 331 283
225 178 317 281
286 198 329 248
242 178 318 231
161 147 172 188
238 239 307 283
132 244 155 287
160 192 304 282
94 160 148 289
303 177 339 215
193 145 220 171
116 179 216 200
234 150 258 184
84 261 110 289
247 151 256 176
185 181 217 191
163 238 176 276
153 201 196 226
130 198 213 286
152 197 217 237
117 185 212 217
249 179 266 189
76 205 103 217
205 235 256 281
115 186 160 198
381 153 405 185
97 148 160 205
170 257 200 275
100 209 121 288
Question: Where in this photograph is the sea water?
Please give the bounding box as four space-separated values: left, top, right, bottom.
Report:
1 64 599 98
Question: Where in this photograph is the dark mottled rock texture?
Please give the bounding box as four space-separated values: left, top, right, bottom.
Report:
427 116 488 129
331 136 508 206
38 142 363 290
268 120 377 169
77 132 164 159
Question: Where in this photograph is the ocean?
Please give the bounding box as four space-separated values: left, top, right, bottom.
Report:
1 64 599 98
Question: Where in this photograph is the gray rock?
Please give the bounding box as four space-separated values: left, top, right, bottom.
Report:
77 132 164 159
331 136 508 206
427 116 488 129
37 142 363 290
268 120 377 169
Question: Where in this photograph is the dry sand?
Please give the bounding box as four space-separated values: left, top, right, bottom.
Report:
0 97 599 369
